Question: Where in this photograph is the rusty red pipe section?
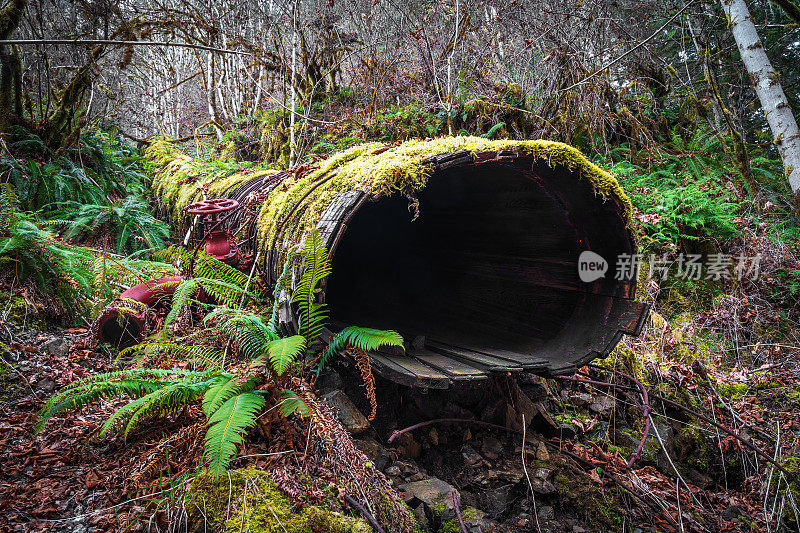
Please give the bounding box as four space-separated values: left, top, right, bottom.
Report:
93 276 186 348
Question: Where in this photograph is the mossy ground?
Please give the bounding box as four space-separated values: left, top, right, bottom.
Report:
549 457 627 532
186 468 371 533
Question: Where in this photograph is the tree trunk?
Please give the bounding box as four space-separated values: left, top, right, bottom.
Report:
721 0 800 212
0 0 27 137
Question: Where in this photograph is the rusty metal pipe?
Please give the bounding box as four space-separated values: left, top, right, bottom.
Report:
94 276 185 348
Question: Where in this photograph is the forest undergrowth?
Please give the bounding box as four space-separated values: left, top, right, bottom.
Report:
1 92 800 532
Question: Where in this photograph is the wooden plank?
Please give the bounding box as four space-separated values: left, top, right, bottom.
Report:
409 349 489 381
426 340 523 373
467 346 550 370
368 352 451 389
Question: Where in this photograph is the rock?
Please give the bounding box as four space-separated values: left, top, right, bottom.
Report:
353 437 391 471
36 377 55 393
537 505 555 520
535 442 549 461
397 432 421 459
573 526 586 533
476 484 514 516
385 465 401 477
688 468 714 489
556 423 577 440
516 374 548 400
589 395 616 417
321 390 369 434
461 444 484 467
42 337 66 357
315 367 343 395
473 467 524 487
480 436 503 460
721 505 749 522
530 468 557 495
571 392 595 405
412 503 428 529
429 428 439 446
508 381 566 437
450 508 492 533
399 477 458 522
397 460 419 477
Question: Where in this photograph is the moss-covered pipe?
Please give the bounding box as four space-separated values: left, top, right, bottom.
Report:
145 137 648 383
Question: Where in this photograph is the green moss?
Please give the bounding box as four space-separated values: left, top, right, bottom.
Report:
253 136 633 268
550 457 626 532
597 342 647 386
186 468 371 533
773 454 800 530
144 137 281 220
0 289 37 326
440 507 480 533
717 382 749 400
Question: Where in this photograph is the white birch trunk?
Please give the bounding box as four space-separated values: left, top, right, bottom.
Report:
289 0 298 167
721 0 800 198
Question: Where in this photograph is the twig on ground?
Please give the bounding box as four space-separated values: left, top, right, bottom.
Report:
452 490 467 533
521 414 543 533
569 368 795 481
343 494 386 533
388 418 513 444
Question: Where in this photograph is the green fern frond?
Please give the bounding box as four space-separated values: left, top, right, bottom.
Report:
277 389 310 418
292 231 331 344
202 374 256 418
99 378 211 439
34 368 216 434
252 335 307 376
157 247 262 305
119 341 224 368
205 307 278 360
316 326 403 374
204 392 266 479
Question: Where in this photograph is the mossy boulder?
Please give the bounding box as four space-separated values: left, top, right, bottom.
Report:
185 468 371 533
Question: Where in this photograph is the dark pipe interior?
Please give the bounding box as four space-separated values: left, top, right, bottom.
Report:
325 159 634 359
99 315 142 349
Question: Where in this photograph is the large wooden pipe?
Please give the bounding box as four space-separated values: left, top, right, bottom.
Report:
144 141 650 386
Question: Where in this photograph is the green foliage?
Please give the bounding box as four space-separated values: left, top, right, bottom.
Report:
277 389 310 418
35 224 400 481
260 335 306 376
119 339 223 367
292 231 331 345
34 367 218 434
159 247 262 305
2 126 150 212
206 306 278 361
204 392 266 478
480 122 506 139
50 194 169 254
0 184 95 310
600 128 743 251
316 327 403 375
154 249 263 336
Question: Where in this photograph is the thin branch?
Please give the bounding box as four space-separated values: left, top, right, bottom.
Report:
560 1 698 92
0 39 252 56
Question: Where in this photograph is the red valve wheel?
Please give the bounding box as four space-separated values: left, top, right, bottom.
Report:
186 198 240 215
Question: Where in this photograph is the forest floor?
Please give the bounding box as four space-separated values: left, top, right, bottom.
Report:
2 307 799 532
